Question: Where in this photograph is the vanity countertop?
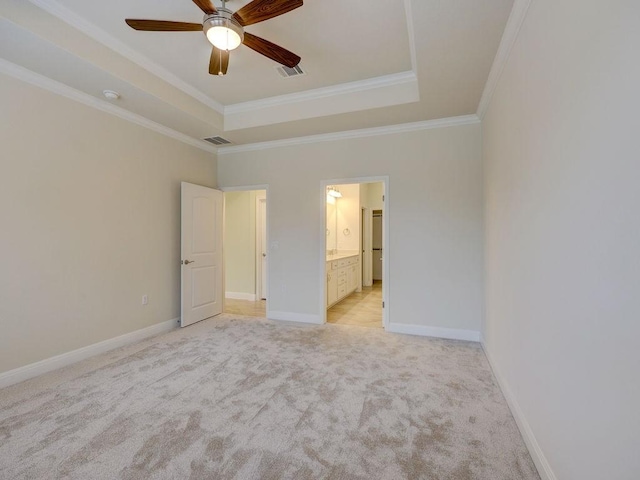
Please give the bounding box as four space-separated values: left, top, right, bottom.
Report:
326 251 359 262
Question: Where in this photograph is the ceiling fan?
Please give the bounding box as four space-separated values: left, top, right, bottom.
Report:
125 0 302 76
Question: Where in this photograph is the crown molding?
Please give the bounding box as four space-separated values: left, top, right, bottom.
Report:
27 0 225 114
0 59 218 155
477 0 532 119
403 0 418 73
218 114 480 155
225 71 417 115
223 71 419 130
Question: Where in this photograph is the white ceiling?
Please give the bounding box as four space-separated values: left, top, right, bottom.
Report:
0 0 514 150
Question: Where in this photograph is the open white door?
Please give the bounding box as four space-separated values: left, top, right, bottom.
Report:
181 182 223 327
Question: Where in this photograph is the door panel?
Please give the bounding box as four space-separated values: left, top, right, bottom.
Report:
191 197 216 253
181 182 223 327
191 266 218 307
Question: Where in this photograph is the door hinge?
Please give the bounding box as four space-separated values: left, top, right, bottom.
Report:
382 195 385 202
382 301 385 308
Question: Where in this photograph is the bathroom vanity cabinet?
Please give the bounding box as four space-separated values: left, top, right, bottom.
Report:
326 254 359 308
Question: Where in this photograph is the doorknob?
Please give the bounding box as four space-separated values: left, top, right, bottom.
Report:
182 260 195 265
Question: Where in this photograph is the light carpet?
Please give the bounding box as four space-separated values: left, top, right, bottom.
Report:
0 315 539 479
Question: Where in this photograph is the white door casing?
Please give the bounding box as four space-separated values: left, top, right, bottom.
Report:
256 194 267 300
181 182 223 327
260 198 267 300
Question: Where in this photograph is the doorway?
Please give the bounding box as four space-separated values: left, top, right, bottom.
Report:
222 188 267 317
322 179 388 328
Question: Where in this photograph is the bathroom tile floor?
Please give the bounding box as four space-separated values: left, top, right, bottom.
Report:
327 280 383 328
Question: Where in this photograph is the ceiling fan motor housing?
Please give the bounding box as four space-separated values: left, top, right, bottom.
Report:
203 9 244 51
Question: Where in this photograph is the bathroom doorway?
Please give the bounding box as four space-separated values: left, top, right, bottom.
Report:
322 179 387 328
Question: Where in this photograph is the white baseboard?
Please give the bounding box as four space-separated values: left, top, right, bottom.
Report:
225 292 257 301
482 343 556 480
0 318 178 389
267 311 323 325
386 322 480 342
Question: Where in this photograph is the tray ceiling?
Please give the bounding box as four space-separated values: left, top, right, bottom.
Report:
0 0 515 150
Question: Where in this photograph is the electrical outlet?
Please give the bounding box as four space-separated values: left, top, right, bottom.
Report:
142 295 148 306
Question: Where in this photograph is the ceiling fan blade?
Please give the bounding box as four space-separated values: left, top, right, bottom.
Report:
233 0 303 27
243 32 300 68
209 47 230 76
125 19 203 31
192 0 217 15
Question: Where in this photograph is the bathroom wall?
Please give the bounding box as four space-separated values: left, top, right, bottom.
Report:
335 184 360 252
224 190 266 299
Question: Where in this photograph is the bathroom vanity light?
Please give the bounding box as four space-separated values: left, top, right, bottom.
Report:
327 186 343 198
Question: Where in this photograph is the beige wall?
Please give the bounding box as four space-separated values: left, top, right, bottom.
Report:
223 190 265 297
364 182 384 211
218 123 484 334
482 1 640 479
0 74 216 374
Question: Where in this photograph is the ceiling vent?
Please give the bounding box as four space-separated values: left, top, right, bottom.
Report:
276 64 306 78
203 136 232 146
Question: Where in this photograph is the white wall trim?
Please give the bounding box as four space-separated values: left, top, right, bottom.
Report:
218 115 480 155
482 343 557 480
386 322 481 342
267 311 323 325
27 0 225 114
0 59 218 155
225 71 417 115
477 0 532 119
225 292 257 301
224 72 419 131
0 318 178 389
255 193 267 302
403 0 418 73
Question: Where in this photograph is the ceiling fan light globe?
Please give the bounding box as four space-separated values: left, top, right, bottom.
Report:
204 15 243 51
207 26 242 50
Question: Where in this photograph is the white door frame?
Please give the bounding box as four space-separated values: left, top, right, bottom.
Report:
320 176 390 329
255 193 267 300
220 185 269 312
